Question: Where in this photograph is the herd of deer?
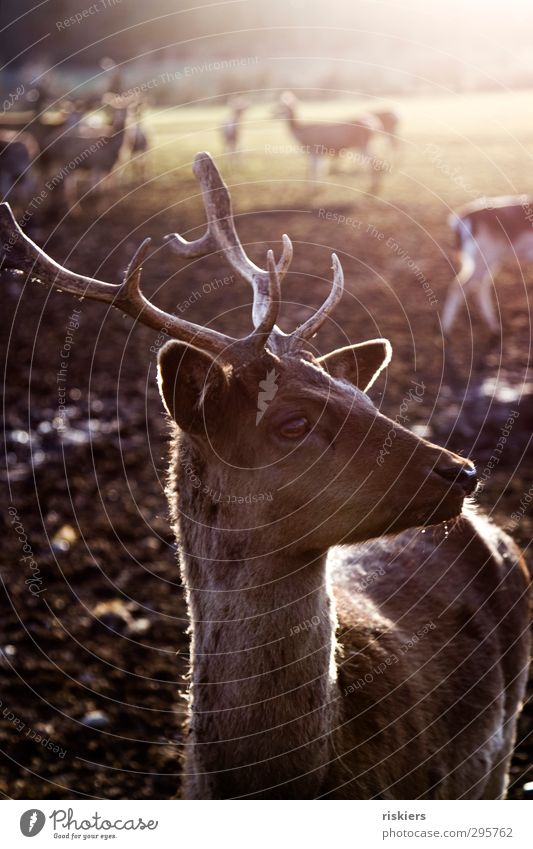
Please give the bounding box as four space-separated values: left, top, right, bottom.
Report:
223 92 399 184
0 92 149 211
1 89 525 335
1 94 531 799
223 94 533 336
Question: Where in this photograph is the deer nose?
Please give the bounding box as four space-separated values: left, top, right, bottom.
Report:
434 458 478 495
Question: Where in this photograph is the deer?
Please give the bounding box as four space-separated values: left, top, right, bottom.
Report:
274 92 382 186
0 153 530 800
39 101 130 209
442 195 533 334
121 101 151 182
221 97 249 157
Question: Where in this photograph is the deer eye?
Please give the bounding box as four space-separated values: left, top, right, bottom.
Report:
277 416 310 439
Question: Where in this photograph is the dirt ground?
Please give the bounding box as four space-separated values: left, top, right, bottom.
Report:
1 91 532 798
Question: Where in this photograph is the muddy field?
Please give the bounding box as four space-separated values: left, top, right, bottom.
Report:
1 90 532 799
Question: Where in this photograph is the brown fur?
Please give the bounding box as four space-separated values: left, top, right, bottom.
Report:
158 345 531 799
274 93 379 181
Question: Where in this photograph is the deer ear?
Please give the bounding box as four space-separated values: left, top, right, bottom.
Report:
157 341 229 434
317 339 392 392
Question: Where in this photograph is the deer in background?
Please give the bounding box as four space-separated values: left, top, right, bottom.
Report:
442 195 533 334
221 97 249 158
121 100 151 183
1 153 530 799
274 91 382 186
39 98 131 209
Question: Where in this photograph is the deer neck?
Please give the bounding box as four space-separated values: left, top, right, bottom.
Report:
285 107 300 134
172 439 339 798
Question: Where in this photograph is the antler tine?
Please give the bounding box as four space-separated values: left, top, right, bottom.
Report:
0 202 119 304
289 253 344 349
0 202 241 359
277 233 293 280
248 249 281 351
161 226 215 260
120 237 153 299
164 152 293 329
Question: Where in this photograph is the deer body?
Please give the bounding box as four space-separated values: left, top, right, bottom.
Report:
275 93 379 182
40 106 129 206
1 153 529 800
442 195 533 333
331 519 529 799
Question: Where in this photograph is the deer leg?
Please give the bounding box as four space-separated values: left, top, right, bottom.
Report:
476 269 500 333
143 151 152 183
329 154 341 174
308 153 321 181
369 157 383 193
86 168 106 212
442 250 479 333
22 171 37 205
63 173 80 214
357 144 381 192
89 167 104 194
442 280 466 333
365 142 380 169
138 154 146 184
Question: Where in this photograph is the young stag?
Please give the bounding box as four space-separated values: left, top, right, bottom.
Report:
0 154 530 800
274 92 380 185
442 195 533 334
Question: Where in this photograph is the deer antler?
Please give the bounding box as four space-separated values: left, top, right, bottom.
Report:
164 152 343 353
288 253 344 349
165 151 293 333
0 151 343 362
0 202 280 361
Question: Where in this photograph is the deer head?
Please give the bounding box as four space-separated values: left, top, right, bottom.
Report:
272 91 297 120
0 151 477 558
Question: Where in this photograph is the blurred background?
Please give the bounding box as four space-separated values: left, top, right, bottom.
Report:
0 0 531 800
4 0 533 98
